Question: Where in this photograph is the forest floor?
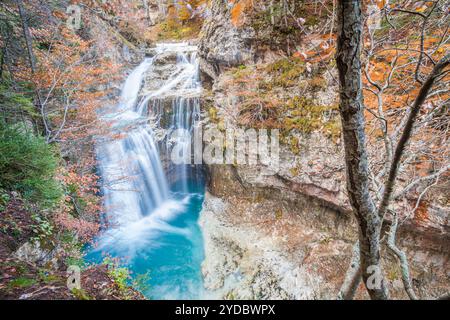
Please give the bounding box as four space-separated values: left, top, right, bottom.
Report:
0 193 144 300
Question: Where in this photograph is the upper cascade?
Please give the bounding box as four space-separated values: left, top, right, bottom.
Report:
138 43 202 114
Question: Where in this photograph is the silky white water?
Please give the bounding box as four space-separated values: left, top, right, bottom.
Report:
87 43 207 299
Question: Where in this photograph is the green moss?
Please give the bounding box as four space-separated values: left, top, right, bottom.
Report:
253 194 264 203
71 288 92 300
38 270 62 284
8 277 37 288
323 118 342 142
0 261 28 276
282 97 339 137
309 76 327 91
266 57 305 87
288 136 300 154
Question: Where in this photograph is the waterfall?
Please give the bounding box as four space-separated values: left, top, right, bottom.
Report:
90 43 206 299
97 59 169 224
121 58 154 111
169 96 202 193
97 43 202 222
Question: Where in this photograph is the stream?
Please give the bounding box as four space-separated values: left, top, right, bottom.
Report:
86 43 206 300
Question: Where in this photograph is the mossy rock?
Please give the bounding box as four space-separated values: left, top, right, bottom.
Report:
266 57 305 88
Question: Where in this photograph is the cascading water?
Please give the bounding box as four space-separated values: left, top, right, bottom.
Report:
169 96 202 193
87 43 207 300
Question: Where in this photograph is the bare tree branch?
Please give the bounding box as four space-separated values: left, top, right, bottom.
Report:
337 241 362 300
378 53 450 219
387 211 418 300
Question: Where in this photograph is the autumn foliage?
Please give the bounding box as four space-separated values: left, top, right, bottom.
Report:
0 0 125 242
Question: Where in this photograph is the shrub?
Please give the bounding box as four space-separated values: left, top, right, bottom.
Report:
0 188 10 212
0 84 39 120
0 121 62 208
104 257 132 294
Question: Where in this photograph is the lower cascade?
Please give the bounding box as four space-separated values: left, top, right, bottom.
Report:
87 43 206 299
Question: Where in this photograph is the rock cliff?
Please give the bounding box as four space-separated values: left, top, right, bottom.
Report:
197 0 449 299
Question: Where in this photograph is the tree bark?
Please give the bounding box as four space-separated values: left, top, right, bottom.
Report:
0 45 5 79
16 0 37 73
15 0 46 134
335 0 389 300
142 0 152 26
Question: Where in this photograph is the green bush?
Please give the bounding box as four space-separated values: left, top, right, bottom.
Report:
0 84 39 120
104 257 131 292
0 121 62 208
0 188 10 212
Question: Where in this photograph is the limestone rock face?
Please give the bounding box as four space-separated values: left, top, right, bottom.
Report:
198 0 256 80
198 0 303 81
203 57 350 214
152 51 178 66
199 193 344 299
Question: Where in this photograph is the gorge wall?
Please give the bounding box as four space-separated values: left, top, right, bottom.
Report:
196 0 449 300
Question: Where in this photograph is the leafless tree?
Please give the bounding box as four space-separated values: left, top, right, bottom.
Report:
336 0 449 300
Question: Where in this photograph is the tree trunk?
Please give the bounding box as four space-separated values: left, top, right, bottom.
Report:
142 0 152 26
335 0 389 300
0 46 5 79
16 0 47 134
16 0 37 73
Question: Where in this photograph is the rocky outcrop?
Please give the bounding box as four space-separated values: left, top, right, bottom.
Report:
198 0 256 80
200 166 450 299
200 192 353 299
13 242 60 270
198 0 305 81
